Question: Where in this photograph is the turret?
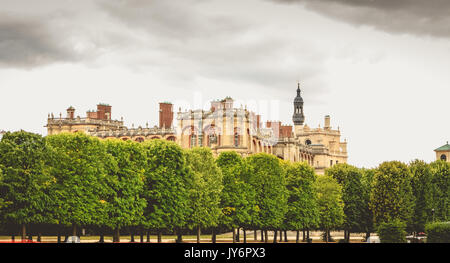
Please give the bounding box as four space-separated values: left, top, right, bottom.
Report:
292 83 305 126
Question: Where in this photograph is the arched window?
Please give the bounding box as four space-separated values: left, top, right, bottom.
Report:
305 139 312 145
135 137 144 143
441 154 447 161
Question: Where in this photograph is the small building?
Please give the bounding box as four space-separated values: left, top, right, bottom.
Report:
435 142 450 162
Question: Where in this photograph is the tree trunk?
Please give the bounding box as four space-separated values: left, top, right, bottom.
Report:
140 231 144 243
11 234 15 242
212 229 216 244
296 230 299 243
72 223 77 236
195 226 200 243
243 228 247 243
28 233 33 241
232 228 236 243
302 229 306 242
177 232 183 243
284 230 288 242
37 233 42 242
260 230 264 242
116 227 121 243
365 231 371 241
99 234 104 243
264 230 268 243
157 231 162 243
236 228 240 243
57 232 61 243
21 224 26 241
146 231 150 243
273 230 278 243
130 231 135 243
279 230 282 242
254 229 257 241
307 229 310 242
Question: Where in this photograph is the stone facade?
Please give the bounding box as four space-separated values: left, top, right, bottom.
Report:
45 84 348 174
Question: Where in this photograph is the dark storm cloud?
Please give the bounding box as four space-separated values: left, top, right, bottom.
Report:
270 0 450 38
0 14 78 68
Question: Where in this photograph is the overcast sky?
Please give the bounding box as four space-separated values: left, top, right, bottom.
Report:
0 0 449 168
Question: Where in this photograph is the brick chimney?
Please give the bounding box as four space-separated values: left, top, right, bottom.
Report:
159 102 173 128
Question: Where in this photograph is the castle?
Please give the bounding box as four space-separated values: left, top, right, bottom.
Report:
45 84 348 174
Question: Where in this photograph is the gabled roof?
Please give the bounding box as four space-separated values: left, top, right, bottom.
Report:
435 142 450 152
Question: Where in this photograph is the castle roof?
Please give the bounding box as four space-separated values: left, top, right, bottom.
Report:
435 142 450 152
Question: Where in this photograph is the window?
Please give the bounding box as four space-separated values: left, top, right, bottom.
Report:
234 133 239 147
190 135 196 148
208 134 217 146
330 160 333 166
198 135 203 147
441 154 447 161
305 139 312 145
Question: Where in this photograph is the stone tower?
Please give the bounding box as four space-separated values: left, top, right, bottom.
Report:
293 83 305 135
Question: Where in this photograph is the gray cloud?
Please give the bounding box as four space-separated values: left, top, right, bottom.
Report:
0 14 77 68
96 0 329 95
270 0 450 38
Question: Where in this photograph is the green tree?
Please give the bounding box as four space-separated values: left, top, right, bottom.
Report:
0 131 56 240
283 160 319 242
185 147 223 243
360 168 376 239
216 151 256 243
315 175 344 243
409 160 433 233
326 163 366 242
46 133 114 237
102 139 147 242
370 161 415 229
429 160 450 222
141 139 191 243
243 153 287 242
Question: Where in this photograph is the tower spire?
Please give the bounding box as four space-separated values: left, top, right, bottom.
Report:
292 83 305 125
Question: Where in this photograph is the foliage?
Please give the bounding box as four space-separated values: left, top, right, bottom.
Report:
243 153 288 230
370 161 415 228
429 160 450 222
409 160 434 232
360 168 376 235
184 147 223 230
141 139 191 232
326 163 366 233
315 175 344 232
377 219 407 243
425 221 450 243
0 131 56 228
102 139 147 231
283 160 319 231
216 151 256 230
46 133 114 229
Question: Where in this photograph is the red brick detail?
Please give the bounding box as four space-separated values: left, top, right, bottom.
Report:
280 125 293 138
97 104 112 120
159 103 173 128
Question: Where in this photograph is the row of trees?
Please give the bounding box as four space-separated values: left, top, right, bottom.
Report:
0 131 449 242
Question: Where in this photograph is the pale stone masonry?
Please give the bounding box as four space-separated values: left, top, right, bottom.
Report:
45 84 348 174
